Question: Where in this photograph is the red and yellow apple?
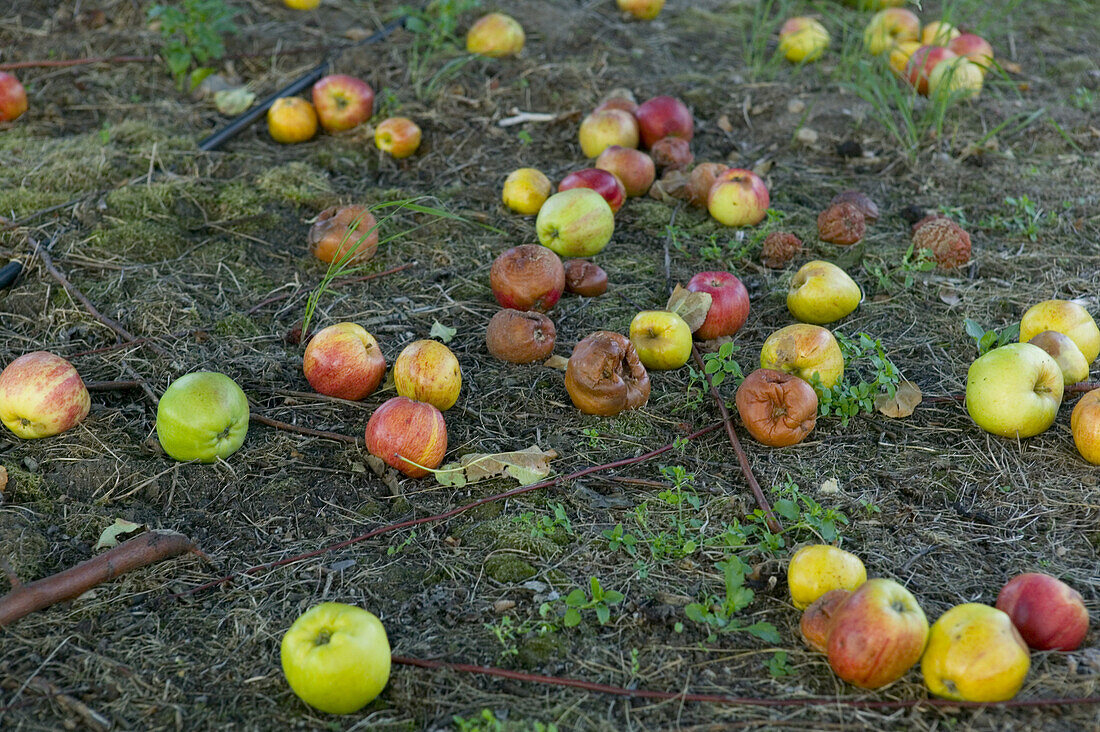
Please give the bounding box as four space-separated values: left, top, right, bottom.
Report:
595 146 655 197
996 573 1089 651
1019 299 1100 364
788 544 867 610
888 40 923 77
267 97 318 143
156 372 249 463
760 324 845 391
558 168 627 214
303 323 386 401
634 95 693 149
948 34 994 71
1071 388 1100 464
707 168 769 227
787 260 862 325
594 90 638 115
907 46 958 96
929 57 984 100
0 72 28 122
629 310 692 370
281 602 391 714
1026 330 1089 386
374 117 421 158
284 0 320 8
0 351 90 439
863 8 920 56
617 0 664 20
536 188 615 258
311 74 374 133
921 603 1030 702
921 20 960 46
365 397 447 477
393 340 461 411
686 271 750 340
578 109 640 158
965 343 1063 438
778 17 830 63
827 578 929 689
466 12 525 57
489 244 565 312
502 168 552 215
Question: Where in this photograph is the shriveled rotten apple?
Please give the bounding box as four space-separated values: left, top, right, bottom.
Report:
650 137 693 171
486 309 556 364
735 368 818 447
565 331 650 416
308 205 379 264
489 244 565 312
563 259 608 297
686 163 728 208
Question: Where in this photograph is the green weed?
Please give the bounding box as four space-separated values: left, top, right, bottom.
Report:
148 0 238 90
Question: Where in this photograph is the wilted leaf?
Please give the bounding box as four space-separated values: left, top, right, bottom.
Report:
667 284 713 333
94 519 145 551
819 478 840 494
429 320 457 343
435 445 557 488
544 354 569 371
214 87 255 116
875 380 922 418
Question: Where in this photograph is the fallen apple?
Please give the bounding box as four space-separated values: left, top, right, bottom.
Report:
558 168 627 214
311 74 374 133
466 12 525 57
760 324 845 392
565 331 650 416
595 146 656 197
948 33 995 71
996 572 1089 651
0 351 90 439
156 372 249 463
800 589 853 653
0 72 28 122
1071 388 1100 465
888 40 923 77
365 396 447 477
393 340 462 411
686 271 750 340
735 368 818 447
965 343 1063 438
303 323 386 400
649 136 694 172
686 163 729 208
502 168 553 215
707 168 769 227
827 578 929 689
629 310 692 370
594 89 638 115
281 602 391 714
787 260 862 325
907 46 958 96
617 0 664 20
921 20 960 46
778 17 830 63
536 188 615 258
921 603 1030 702
634 95 694 149
486 309 556 364
787 544 866 610
928 57 984 100
862 8 920 56
578 109 640 158
267 96 318 144
1026 330 1088 386
308 205 379 265
564 259 608 297
374 117 421 158
1019 299 1100 364
490 244 565 312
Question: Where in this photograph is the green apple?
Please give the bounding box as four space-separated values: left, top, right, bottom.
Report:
1019 299 1100 364
1026 330 1089 386
281 602 391 714
965 343 1064 438
629 310 692 370
155 372 249 462
535 188 615 257
787 260 862 325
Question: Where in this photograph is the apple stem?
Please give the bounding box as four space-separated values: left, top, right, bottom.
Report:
690 345 782 533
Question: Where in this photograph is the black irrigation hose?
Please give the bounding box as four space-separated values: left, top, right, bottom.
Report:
197 14 408 151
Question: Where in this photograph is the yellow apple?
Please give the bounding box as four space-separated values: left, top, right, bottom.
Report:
1071 388 1100 465
921 603 1030 702
466 12 525 57
788 545 867 610
617 0 664 20
281 602 391 714
1019 299 1100 364
629 310 692 370
267 97 318 144
965 343 1063 438
502 168 552 215
760 324 845 393
888 40 923 77
284 0 320 9
778 17 830 63
863 8 920 56
921 20 961 46
578 109 640 158
393 339 462 411
787 260 862 325
1026 330 1089 386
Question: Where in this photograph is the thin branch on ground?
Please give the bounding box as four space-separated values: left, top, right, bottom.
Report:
85 380 142 392
691 344 781 532
250 414 362 445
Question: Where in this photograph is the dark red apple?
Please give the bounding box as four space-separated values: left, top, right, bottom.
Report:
686 271 750 340
634 95 694 149
558 168 627 214
995 573 1089 651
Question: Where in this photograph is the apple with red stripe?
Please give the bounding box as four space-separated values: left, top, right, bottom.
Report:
365 397 447 478
558 168 626 214
0 351 90 438
303 323 386 400
311 74 374 133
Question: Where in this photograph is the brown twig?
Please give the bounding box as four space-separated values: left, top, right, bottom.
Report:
32 242 170 359
691 344 780 532
250 414 362 445
392 655 1100 710
175 421 726 596
85 380 142 392
0 530 203 627
245 262 417 315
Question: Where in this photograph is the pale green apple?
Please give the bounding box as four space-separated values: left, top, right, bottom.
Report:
787 260 862 325
1019 300 1100 364
629 310 692 370
536 188 615 257
1026 330 1089 386
965 343 1064 438
156 372 249 462
281 602 391 714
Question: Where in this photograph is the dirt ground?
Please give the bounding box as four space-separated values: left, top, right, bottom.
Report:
1 0 1098 729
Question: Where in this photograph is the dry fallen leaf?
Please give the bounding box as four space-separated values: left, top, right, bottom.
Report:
875 380 922 418
716 114 733 132
214 88 256 116
435 445 558 488
819 478 840 494
543 354 569 371
666 285 713 333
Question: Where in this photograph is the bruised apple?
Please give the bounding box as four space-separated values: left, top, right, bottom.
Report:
393 340 462 411
800 589 853 653
735 368 818 447
686 163 728 208
486 309 556 364
760 324 844 392
649 137 693 172
365 397 447 478
308 205 379 264
564 260 608 297
490 244 565 312
565 331 650 416
995 572 1089 651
